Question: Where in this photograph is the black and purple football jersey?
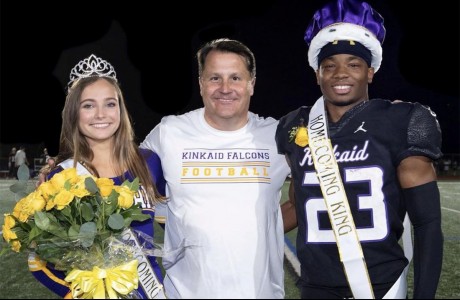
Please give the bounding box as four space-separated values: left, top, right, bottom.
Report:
276 99 442 292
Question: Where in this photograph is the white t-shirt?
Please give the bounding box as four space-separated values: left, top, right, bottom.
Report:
14 149 27 167
141 108 290 299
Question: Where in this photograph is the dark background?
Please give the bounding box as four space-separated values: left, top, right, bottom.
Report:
1 0 459 158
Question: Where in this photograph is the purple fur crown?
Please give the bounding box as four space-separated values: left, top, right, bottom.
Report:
304 0 386 72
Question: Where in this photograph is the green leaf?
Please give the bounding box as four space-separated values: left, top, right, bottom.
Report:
54 213 68 222
28 226 43 241
15 218 32 231
122 206 151 222
14 191 29 200
48 229 68 240
104 191 119 216
87 195 99 208
60 206 72 219
34 211 51 231
36 240 70 265
68 225 80 240
122 177 139 192
133 212 150 222
81 202 95 221
17 165 30 181
14 227 30 242
80 222 97 248
80 222 97 235
108 213 124 230
123 217 133 227
85 177 98 194
9 181 27 194
46 212 59 224
95 205 105 231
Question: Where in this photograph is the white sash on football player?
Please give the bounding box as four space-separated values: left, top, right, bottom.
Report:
308 97 411 299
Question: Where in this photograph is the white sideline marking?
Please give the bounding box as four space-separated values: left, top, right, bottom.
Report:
284 244 300 277
442 207 460 214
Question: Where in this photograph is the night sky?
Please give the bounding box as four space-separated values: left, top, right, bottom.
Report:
1 1 459 157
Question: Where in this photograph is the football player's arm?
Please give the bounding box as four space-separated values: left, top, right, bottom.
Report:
281 179 297 233
281 156 297 233
276 116 298 233
398 156 443 299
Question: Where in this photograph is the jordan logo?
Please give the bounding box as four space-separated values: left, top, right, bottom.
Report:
354 122 367 133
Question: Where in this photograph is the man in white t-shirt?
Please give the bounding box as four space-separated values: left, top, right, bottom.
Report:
141 38 291 299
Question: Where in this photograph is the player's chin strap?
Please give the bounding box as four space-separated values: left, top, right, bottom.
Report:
308 97 374 299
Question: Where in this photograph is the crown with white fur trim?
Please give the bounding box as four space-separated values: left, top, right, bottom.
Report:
304 0 386 72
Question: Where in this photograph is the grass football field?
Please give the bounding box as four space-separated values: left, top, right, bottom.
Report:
0 179 458 298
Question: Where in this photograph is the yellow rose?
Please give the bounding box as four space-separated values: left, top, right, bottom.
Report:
12 202 28 222
3 214 16 229
97 178 115 197
70 187 91 198
13 198 31 222
2 225 18 242
28 191 46 213
45 199 55 211
61 168 79 184
2 215 18 242
49 172 67 190
295 126 309 147
12 191 46 222
11 240 21 252
38 181 57 200
48 169 79 192
71 176 91 198
114 185 135 209
54 190 75 210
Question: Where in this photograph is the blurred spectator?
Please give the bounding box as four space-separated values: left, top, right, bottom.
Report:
8 147 17 178
443 158 452 175
36 156 56 187
14 146 29 179
40 148 50 164
452 159 459 176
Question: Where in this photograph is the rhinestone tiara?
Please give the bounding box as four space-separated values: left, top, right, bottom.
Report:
68 54 117 87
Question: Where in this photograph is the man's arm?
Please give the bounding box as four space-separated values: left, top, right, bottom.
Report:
397 155 443 299
282 177 297 233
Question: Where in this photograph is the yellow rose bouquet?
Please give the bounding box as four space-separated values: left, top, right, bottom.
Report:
1 168 154 299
